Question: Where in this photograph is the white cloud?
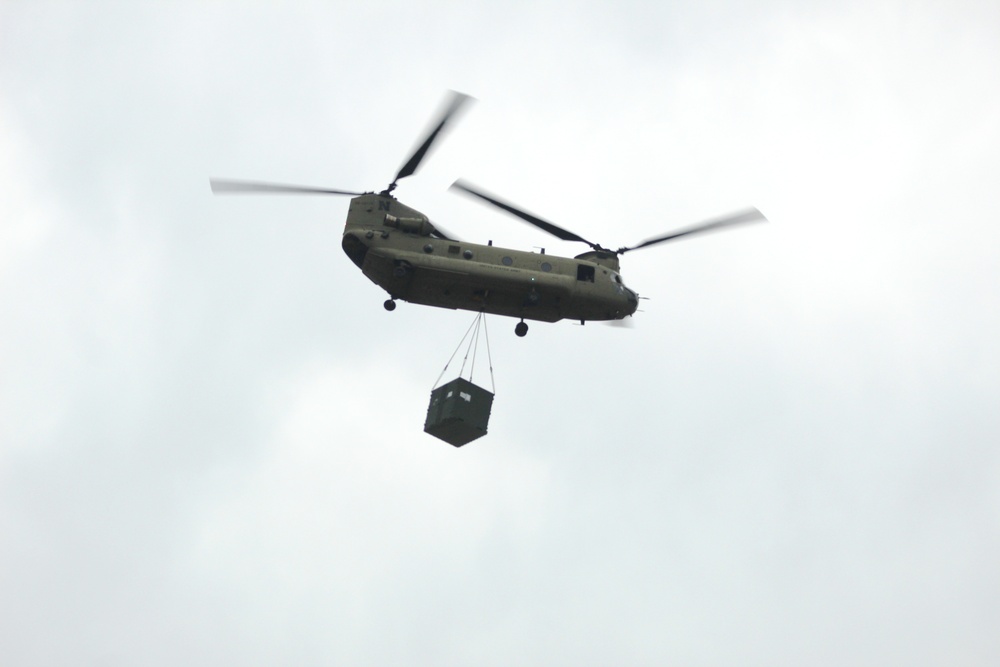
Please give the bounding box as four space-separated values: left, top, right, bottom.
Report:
2 0 999 664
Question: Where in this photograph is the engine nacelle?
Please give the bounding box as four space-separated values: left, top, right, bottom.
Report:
384 213 434 235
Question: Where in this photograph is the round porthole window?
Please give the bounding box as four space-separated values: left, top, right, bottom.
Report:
463 249 474 259
423 244 434 254
502 256 513 266
541 261 552 272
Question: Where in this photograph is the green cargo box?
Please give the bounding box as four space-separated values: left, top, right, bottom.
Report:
424 377 494 447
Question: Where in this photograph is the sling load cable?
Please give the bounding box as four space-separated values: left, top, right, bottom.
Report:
433 311 496 394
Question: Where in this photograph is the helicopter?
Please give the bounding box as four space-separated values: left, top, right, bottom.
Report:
211 92 766 337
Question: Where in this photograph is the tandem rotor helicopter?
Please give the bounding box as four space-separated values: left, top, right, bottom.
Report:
211 92 766 337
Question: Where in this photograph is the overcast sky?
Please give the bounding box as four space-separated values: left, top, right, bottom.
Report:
2 1 999 665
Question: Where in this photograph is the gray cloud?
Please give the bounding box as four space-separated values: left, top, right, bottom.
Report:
2 1 999 665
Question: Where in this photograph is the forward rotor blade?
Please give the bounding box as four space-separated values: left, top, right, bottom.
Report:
605 317 636 329
393 91 473 185
451 179 599 248
428 220 461 242
619 208 767 253
210 179 363 196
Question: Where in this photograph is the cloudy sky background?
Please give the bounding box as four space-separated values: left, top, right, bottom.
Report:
2 1 999 664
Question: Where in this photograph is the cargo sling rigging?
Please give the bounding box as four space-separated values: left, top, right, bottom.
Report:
433 311 496 394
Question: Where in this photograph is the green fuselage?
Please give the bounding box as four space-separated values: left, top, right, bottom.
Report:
341 194 638 323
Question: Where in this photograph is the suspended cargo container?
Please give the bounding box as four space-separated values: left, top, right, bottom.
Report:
424 376 494 447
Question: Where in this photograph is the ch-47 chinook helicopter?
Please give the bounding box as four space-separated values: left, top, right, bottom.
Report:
211 92 766 337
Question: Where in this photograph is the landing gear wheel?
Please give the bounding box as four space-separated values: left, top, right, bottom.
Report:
383 299 396 311
515 321 528 337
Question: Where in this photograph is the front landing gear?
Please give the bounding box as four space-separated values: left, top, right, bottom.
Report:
383 299 396 311
515 320 528 337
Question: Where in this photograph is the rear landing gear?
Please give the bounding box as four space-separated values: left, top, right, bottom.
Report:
515 321 528 337
383 299 396 311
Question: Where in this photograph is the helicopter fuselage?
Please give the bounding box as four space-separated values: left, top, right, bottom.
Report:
341 194 638 324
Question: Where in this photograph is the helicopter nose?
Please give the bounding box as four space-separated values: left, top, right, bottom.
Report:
626 289 639 314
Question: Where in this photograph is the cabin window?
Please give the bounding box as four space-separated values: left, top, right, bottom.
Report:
576 264 595 282
448 245 460 254
541 261 552 272
502 256 513 266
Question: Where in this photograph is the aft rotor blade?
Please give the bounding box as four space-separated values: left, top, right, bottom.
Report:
619 208 767 253
451 179 599 248
210 179 364 196
393 91 473 186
